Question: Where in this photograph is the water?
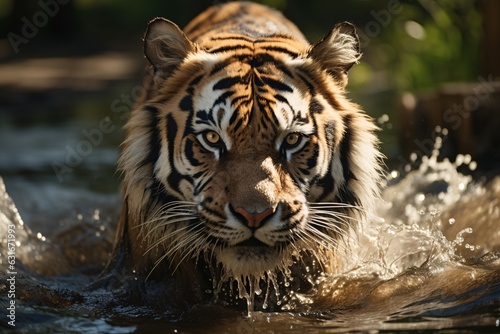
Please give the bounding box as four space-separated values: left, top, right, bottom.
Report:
1 124 500 333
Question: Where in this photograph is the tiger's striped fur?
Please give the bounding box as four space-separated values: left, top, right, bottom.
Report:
110 1 383 310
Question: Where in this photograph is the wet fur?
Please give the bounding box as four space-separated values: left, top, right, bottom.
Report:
106 1 383 311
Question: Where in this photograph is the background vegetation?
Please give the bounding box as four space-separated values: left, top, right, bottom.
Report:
0 0 483 92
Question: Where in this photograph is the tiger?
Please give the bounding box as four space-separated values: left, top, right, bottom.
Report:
106 1 382 311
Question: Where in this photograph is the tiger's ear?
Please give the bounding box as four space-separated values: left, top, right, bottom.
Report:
144 18 196 79
308 22 360 88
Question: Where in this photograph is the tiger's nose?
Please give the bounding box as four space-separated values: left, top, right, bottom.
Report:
234 206 276 228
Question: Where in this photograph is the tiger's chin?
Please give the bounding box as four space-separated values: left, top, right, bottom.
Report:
216 244 287 277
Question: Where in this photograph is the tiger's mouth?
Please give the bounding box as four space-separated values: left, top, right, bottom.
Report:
216 245 284 276
235 236 270 248
214 235 292 276
198 202 304 275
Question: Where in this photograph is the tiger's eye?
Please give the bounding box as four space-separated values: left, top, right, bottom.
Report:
285 133 300 146
204 131 221 145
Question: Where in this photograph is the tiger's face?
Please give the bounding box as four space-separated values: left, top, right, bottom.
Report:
176 61 336 276
119 4 381 280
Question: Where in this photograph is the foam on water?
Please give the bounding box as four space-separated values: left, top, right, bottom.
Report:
336 135 479 278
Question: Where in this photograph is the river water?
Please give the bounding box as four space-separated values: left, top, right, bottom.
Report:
0 120 499 333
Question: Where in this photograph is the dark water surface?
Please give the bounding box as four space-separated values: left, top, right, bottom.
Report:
0 120 500 333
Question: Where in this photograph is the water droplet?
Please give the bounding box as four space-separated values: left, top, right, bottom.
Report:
429 208 440 216
469 161 477 171
416 193 425 202
377 114 390 124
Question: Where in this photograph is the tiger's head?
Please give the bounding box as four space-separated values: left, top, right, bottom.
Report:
118 11 382 280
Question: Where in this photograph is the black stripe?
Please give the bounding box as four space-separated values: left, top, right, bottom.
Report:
232 114 245 131
143 105 161 166
275 62 295 79
211 35 254 43
261 77 293 92
166 114 185 191
339 114 353 183
213 76 243 90
187 75 204 94
299 167 311 176
306 144 319 169
337 184 359 207
228 108 241 126
195 174 212 195
144 179 179 214
316 173 334 203
179 95 193 112
309 98 324 113
296 72 316 94
184 139 200 167
210 58 236 76
257 99 278 133
262 46 299 58
334 114 360 208
230 95 252 108
208 45 252 54
181 75 203 111
275 94 310 125
212 90 235 108
201 204 225 220
195 109 212 123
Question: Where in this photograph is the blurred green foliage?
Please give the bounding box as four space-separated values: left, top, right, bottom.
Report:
1 0 482 92
362 0 482 92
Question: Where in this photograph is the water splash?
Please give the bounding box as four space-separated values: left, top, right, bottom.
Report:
211 270 281 315
334 133 488 283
